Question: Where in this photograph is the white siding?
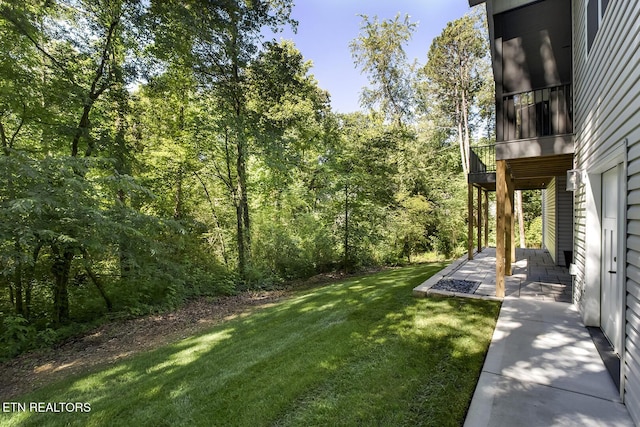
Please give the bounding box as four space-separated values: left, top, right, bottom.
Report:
544 178 557 263
573 0 640 421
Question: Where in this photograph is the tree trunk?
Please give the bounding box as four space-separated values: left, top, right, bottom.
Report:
13 252 23 316
71 104 92 157
455 87 470 176
0 120 9 155
51 248 73 325
235 110 251 278
24 242 42 320
194 171 229 266
238 146 251 253
343 183 349 271
462 91 470 176
12 241 24 317
235 128 250 279
456 97 468 176
82 249 112 312
71 18 118 157
229 17 252 280
221 126 246 278
174 164 184 220
8 282 14 307
24 282 31 320
235 202 246 278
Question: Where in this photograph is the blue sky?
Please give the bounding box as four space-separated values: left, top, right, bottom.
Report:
270 0 474 113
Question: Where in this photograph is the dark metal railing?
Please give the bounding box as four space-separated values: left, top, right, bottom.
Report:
469 144 496 174
502 84 572 141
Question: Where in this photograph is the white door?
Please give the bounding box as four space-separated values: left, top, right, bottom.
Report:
601 165 621 353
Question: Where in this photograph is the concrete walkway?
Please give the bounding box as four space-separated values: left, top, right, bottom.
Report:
412 248 635 426
465 298 633 426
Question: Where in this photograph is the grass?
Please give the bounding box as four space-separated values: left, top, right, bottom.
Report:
1 263 500 427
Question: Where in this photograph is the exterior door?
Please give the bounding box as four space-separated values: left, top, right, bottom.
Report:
601 165 621 353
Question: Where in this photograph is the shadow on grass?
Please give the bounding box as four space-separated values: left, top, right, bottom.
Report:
3 263 500 427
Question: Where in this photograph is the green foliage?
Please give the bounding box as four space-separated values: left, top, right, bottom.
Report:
350 13 417 125
0 314 32 358
326 113 399 270
526 216 543 249
420 10 489 127
0 1 493 358
0 313 63 360
252 211 337 283
522 190 543 223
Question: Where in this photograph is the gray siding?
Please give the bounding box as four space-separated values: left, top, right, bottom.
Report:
543 178 557 263
573 0 640 421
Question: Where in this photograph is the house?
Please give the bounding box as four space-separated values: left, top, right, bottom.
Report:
468 0 640 423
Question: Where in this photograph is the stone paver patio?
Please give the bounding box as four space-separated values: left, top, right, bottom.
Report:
413 247 572 301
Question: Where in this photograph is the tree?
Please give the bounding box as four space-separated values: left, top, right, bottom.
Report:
420 10 490 176
244 40 336 280
350 13 417 127
247 41 326 177
0 0 145 323
410 120 468 257
329 113 397 270
392 192 432 263
148 0 296 281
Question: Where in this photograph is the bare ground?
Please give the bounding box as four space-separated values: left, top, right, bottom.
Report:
0 289 291 401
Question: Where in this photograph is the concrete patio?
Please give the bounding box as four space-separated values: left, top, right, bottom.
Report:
413 248 635 426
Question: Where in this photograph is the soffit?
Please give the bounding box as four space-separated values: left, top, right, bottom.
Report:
506 154 573 189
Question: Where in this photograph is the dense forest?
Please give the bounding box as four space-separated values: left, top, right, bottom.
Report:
0 1 512 357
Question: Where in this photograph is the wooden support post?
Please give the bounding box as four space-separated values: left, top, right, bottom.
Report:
505 171 513 276
468 182 474 260
477 186 482 253
496 160 506 298
484 190 489 248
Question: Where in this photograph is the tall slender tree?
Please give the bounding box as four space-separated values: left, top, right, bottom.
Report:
420 10 490 176
350 13 416 127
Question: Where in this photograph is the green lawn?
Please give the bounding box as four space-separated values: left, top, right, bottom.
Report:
1 263 500 427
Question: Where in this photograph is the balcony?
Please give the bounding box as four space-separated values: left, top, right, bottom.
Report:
468 138 573 191
468 144 497 190
470 144 496 174
502 84 572 141
496 84 574 162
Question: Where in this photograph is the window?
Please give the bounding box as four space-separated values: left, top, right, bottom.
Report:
587 0 610 53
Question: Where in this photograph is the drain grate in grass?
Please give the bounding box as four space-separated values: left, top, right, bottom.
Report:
432 278 480 294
